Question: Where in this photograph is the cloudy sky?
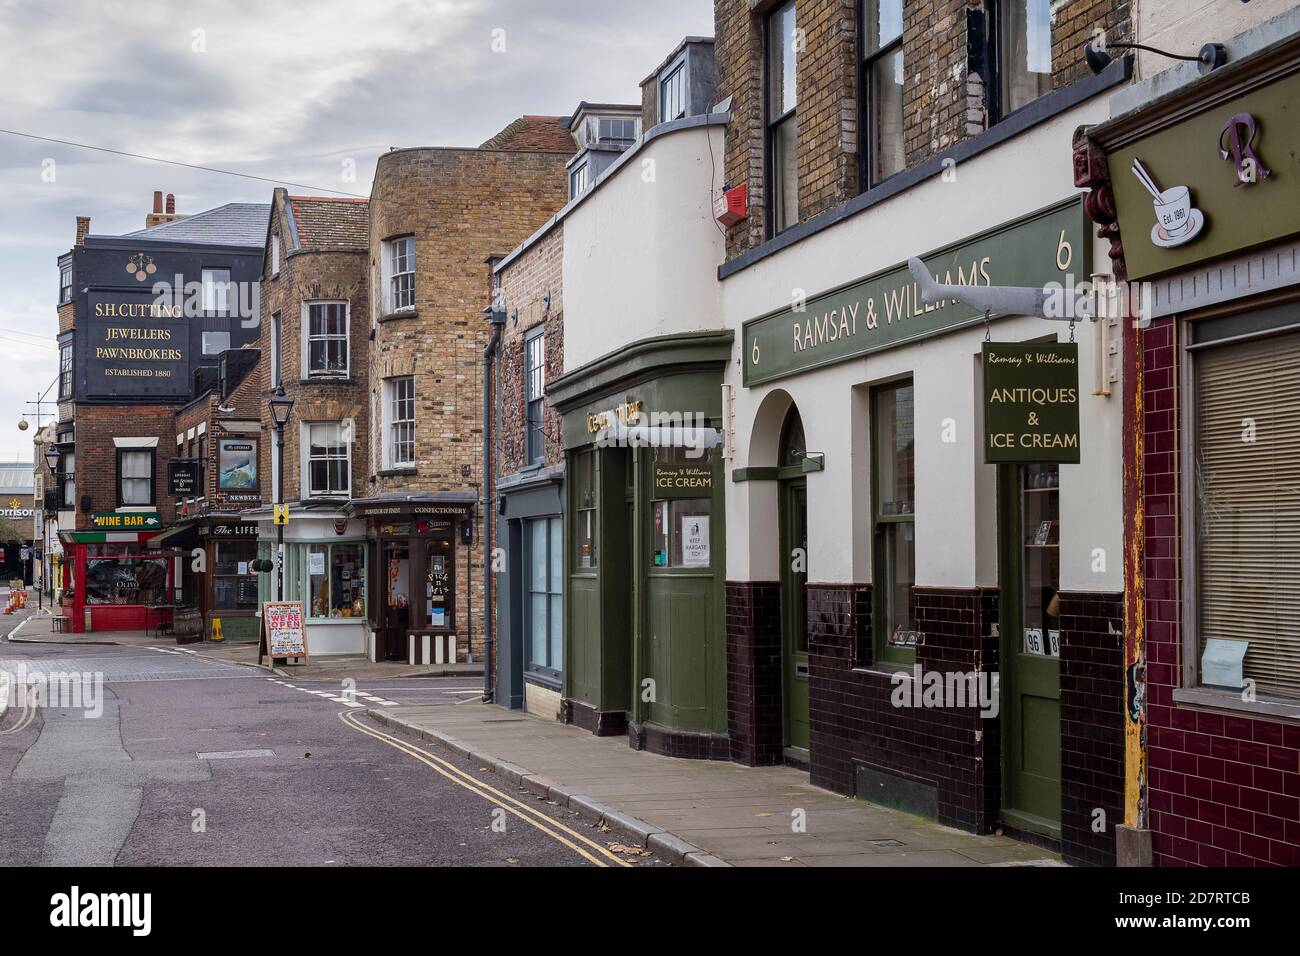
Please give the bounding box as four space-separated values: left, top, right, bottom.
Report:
0 0 713 461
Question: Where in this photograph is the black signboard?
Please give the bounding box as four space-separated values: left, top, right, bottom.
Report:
85 290 189 399
982 342 1081 464
169 459 199 497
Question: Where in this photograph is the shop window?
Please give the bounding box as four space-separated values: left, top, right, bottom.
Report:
425 538 454 629
650 447 713 569
992 0 1052 122
301 542 367 620
212 539 259 611
306 423 349 497
872 380 916 664
660 59 686 123
766 0 799 235
573 449 598 570
201 268 231 315
524 329 545 464
861 0 904 186
117 449 155 506
525 516 563 679
58 341 73 399
1191 329 1300 697
383 237 415 313
84 554 169 605
386 376 415 467
305 302 349 377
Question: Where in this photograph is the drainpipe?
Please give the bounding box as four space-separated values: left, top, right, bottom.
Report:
481 303 506 702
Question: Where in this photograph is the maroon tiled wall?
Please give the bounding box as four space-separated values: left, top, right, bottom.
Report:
806 584 999 833
725 581 784 766
1058 590 1125 867
1143 315 1300 867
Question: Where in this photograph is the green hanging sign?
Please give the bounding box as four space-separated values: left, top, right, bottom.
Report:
982 342 1081 464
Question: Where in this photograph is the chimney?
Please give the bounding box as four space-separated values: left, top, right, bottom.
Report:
75 216 91 247
145 190 185 228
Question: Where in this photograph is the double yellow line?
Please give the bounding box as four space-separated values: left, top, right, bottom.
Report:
338 709 631 867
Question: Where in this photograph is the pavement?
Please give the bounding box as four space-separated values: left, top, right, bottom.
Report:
373 701 1064 868
8 611 483 682
1 611 661 867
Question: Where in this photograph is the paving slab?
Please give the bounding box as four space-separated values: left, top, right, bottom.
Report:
370 700 1063 868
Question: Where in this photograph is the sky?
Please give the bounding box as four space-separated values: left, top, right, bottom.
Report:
0 0 714 462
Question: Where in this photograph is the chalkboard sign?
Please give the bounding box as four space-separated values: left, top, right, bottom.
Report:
259 601 308 664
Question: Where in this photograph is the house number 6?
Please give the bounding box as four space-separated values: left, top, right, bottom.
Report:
751 341 761 365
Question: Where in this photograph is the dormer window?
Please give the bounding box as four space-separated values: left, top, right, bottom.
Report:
570 163 591 200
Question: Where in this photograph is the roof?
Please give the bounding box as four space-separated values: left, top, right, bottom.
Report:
287 196 368 248
123 202 271 247
479 115 576 152
0 462 34 495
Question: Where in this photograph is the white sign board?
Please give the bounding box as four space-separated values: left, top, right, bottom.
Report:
680 516 710 567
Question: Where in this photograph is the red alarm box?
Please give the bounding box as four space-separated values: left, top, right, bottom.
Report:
714 183 748 227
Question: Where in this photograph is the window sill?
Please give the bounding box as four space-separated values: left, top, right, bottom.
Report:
378 309 418 323
378 468 417 478
524 670 562 691
1172 686 1300 723
305 616 369 626
299 376 354 386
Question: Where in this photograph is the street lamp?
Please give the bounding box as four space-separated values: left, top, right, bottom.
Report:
42 443 61 610
268 386 294 601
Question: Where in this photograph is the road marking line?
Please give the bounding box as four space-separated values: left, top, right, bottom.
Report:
338 709 630 868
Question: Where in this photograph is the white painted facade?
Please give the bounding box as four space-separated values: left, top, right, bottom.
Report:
561 123 726 372
720 96 1125 595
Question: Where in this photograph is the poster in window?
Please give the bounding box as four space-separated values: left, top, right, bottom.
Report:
84 557 168 605
218 439 258 490
680 515 710 567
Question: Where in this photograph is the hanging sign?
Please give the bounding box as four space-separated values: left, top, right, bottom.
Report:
982 342 1081 464
168 459 199 497
259 600 308 663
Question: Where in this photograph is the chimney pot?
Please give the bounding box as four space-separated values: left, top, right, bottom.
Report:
153 190 163 214
166 193 175 214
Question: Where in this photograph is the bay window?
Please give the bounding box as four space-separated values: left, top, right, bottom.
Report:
384 237 415 313
387 376 415 467
305 301 349 376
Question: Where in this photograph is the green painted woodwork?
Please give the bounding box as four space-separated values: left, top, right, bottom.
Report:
780 479 810 753
731 466 779 483
982 342 1082 464
998 463 1062 836
741 197 1089 387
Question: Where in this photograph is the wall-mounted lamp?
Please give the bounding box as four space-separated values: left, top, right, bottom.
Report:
1085 40 1227 77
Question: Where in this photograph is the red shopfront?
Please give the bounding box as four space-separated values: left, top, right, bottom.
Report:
59 529 180 633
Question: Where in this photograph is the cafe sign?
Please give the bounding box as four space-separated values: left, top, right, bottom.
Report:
653 461 713 497
742 197 1089 387
982 342 1080 464
91 511 162 530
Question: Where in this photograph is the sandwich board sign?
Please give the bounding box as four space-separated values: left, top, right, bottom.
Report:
259 601 308 665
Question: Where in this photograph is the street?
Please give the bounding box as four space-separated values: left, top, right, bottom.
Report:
0 611 659 867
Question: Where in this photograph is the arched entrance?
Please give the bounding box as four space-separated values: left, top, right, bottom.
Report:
778 406 810 759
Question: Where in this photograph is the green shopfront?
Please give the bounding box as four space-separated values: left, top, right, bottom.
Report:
548 331 732 758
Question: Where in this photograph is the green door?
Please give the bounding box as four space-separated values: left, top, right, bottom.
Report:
780 479 810 756
999 462 1062 837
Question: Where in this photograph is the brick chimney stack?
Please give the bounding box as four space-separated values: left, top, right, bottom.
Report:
75 216 91 247
145 190 184 228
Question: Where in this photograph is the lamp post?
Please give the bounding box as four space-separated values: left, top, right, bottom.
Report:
269 386 295 601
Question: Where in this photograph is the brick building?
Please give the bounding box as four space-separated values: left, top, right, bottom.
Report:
356 117 574 665
249 188 372 656
1076 3 1300 867
711 0 1137 865
50 193 268 633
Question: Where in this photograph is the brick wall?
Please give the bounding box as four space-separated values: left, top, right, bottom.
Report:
1058 590 1125 867
256 192 370 504
713 0 1132 261
495 224 565 479
173 360 266 508
367 144 569 659
1142 316 1300 867
71 404 179 526
725 580 784 766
